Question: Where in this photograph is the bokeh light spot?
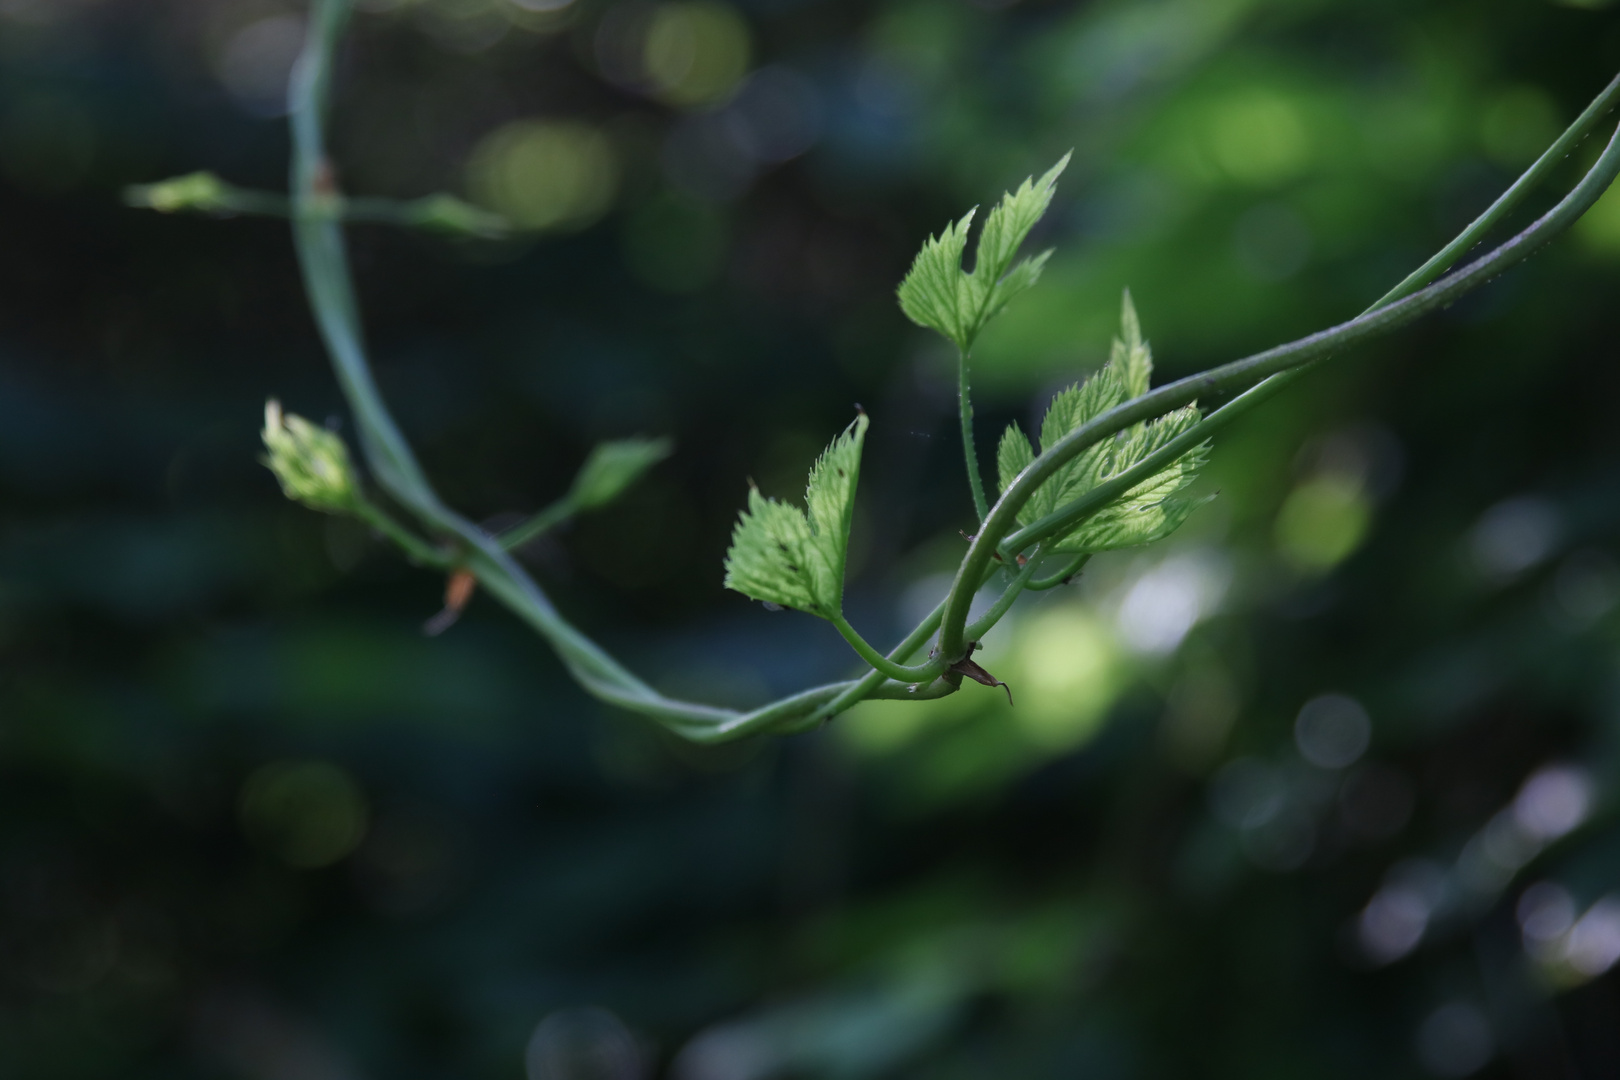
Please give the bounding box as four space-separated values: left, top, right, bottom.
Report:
239 759 369 869
1512 764 1591 842
1115 551 1229 654
1564 897 1620 976
1275 473 1369 571
1517 881 1575 951
1208 91 1310 186
214 15 306 118
1293 693 1370 769
1469 495 1561 580
526 1007 643 1080
1576 179 1620 253
1011 605 1121 749
468 120 618 231
1416 1002 1492 1077
644 2 751 108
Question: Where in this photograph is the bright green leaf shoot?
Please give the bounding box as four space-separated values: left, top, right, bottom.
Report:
724 414 870 619
996 292 1211 552
261 399 360 514
1112 289 1152 398
897 153 1071 352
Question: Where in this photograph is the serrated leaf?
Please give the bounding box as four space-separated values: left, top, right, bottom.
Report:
1050 405 1211 553
722 489 822 613
997 421 1034 495
896 154 1070 352
1110 289 1152 399
1016 364 1126 524
1002 298 1212 554
724 414 869 619
896 210 977 350
975 153 1070 285
981 248 1053 330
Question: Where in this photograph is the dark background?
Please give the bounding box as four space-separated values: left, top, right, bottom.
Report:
6 0 1620 1076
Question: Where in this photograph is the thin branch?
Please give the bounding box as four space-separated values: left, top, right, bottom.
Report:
1027 553 1088 591
964 549 1043 643
497 498 575 550
125 172 510 239
279 0 1620 740
354 500 453 569
958 347 990 522
831 614 949 684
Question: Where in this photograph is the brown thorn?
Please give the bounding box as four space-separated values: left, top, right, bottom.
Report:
946 646 1013 706
424 568 477 637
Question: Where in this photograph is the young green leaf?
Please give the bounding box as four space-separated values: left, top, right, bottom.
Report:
1050 406 1212 553
1111 289 1151 398
973 153 1071 295
998 294 1212 553
724 414 869 618
896 153 1071 352
896 210 977 350
1019 364 1126 524
997 421 1035 495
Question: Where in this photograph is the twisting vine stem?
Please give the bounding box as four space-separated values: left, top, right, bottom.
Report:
272 0 1620 741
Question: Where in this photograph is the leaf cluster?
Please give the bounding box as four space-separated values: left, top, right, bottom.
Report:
995 293 1211 554
896 154 1071 353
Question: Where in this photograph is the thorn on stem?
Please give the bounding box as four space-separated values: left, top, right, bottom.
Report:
424 568 477 636
946 643 1013 705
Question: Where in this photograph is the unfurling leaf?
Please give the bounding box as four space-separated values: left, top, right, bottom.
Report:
997 292 1211 552
896 153 1071 352
571 436 673 510
724 414 869 619
1111 289 1151 398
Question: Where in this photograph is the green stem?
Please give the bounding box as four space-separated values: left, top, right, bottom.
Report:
1009 70 1620 559
497 497 576 550
1028 553 1088 590
280 2 1620 743
127 177 508 238
354 499 453 569
285 0 952 742
831 614 948 683
959 347 989 522
1376 69 1620 310
937 102 1620 662
964 549 1042 643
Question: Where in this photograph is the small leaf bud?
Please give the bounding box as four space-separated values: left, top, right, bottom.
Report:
124 171 229 213
261 399 360 514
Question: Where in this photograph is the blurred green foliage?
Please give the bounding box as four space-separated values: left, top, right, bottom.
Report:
5 0 1620 1077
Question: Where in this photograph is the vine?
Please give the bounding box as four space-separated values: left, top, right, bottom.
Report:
133 0 1620 742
